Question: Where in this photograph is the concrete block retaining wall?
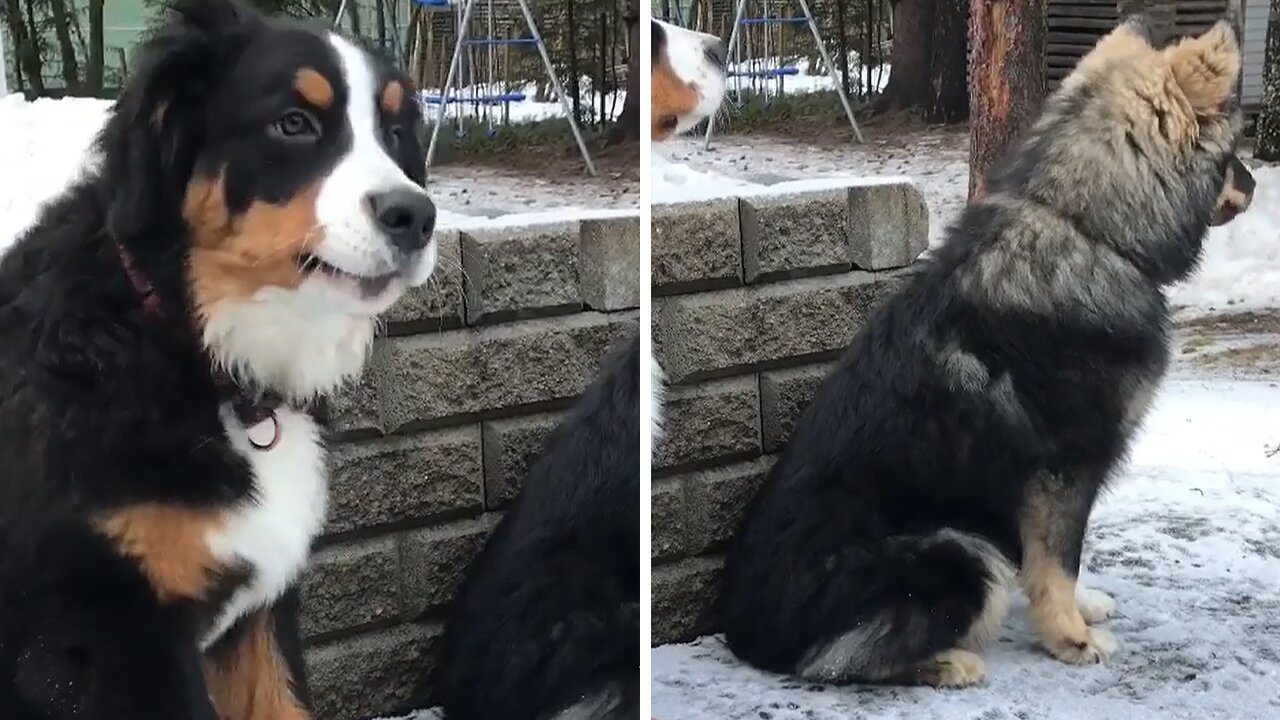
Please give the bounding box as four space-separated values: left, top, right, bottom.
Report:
650 181 928 645
303 215 640 719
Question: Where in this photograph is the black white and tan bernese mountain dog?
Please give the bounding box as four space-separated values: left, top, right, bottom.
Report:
0 1 435 718
434 336 640 720
650 20 727 141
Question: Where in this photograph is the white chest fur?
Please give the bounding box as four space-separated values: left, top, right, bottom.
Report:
201 404 328 648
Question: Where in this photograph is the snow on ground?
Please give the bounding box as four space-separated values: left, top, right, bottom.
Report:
419 81 626 124
0 95 635 258
385 711 440 720
654 368 1280 720
0 95 111 247
653 130 969 246
722 58 890 101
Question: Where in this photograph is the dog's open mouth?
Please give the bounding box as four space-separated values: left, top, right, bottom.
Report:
297 254 397 298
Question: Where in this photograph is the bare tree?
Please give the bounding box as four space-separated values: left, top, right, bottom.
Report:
926 0 966 122
87 0 105 95
967 0 1044 199
610 0 640 141
1256 0 1280 160
835 0 851 96
876 0 934 113
46 0 81 93
375 0 388 51
0 9 7 95
4 0 44 93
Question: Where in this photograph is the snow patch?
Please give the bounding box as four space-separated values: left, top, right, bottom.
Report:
0 95 111 252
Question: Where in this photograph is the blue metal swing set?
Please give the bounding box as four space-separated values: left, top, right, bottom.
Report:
700 0 864 147
335 0 596 175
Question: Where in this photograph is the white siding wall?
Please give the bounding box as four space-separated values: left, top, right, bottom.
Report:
1243 0 1268 107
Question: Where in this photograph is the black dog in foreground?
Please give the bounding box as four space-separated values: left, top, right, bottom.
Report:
435 337 641 720
720 17 1252 687
0 1 435 718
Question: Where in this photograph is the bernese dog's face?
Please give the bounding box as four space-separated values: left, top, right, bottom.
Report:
103 0 436 401
185 30 434 311
651 20 727 140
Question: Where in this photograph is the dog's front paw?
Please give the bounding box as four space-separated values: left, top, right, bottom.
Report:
1043 627 1117 665
1077 586 1116 624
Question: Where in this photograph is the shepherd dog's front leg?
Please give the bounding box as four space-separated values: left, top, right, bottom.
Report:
1020 472 1116 665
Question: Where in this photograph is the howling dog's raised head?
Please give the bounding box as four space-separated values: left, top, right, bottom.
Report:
988 15 1249 285
101 0 435 402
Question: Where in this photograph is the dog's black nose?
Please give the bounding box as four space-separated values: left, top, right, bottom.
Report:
705 39 727 70
370 189 436 254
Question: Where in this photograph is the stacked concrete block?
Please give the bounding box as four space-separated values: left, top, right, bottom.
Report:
306 214 640 720
651 181 927 645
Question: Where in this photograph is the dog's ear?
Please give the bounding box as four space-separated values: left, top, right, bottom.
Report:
101 0 258 248
1165 18 1241 113
1062 13 1158 92
1088 13 1157 59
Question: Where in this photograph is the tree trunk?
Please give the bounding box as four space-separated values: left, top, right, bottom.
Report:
875 0 934 113
598 12 607 127
566 0 582 124
863 0 875 98
87 0 104 95
1256 0 1280 160
925 0 967 122
47 0 81 93
347 2 362 38
836 0 851 96
967 0 1044 200
375 0 388 51
7 0 43 94
610 0 640 141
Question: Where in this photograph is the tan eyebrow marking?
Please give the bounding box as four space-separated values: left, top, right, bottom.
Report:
295 68 334 109
380 80 405 114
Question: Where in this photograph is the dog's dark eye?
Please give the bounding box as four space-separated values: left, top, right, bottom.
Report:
657 115 679 131
271 109 321 142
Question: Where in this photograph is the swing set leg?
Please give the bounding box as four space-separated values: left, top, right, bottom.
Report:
704 0 864 148
704 0 749 150
796 0 863 142
514 0 597 176
427 0 480 172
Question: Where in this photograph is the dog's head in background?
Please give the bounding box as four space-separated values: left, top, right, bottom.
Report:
651 20 727 141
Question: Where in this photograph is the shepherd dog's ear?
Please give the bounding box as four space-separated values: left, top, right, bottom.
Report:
1165 18 1242 114
100 0 259 249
